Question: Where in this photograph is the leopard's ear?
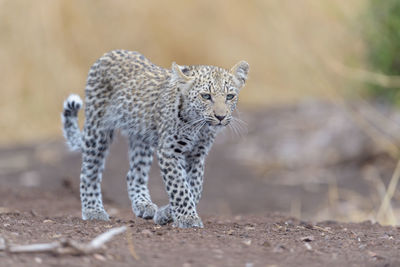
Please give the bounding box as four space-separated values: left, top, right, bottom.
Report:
230 60 249 87
171 62 193 82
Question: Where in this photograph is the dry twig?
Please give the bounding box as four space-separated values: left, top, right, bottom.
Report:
377 159 400 225
126 227 140 260
330 61 400 89
1 226 126 255
312 225 334 234
363 166 397 224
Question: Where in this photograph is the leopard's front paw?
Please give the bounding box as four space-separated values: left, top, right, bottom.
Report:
173 214 203 228
133 202 158 219
82 209 110 221
154 205 173 225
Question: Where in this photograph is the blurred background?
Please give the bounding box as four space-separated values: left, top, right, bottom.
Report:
1 0 400 225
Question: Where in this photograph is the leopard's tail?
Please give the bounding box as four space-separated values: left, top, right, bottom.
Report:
62 94 83 152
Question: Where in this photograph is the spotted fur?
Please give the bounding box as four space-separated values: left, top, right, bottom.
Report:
62 50 249 228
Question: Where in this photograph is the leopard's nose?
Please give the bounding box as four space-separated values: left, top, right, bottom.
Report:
215 114 226 121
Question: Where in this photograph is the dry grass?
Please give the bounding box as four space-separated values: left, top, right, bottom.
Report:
0 0 365 144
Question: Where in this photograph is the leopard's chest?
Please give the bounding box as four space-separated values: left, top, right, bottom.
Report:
171 124 209 154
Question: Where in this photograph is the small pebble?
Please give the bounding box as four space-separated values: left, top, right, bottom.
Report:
273 244 286 253
141 229 153 237
94 253 106 261
226 229 234 235
301 236 314 242
243 239 252 246
262 241 271 247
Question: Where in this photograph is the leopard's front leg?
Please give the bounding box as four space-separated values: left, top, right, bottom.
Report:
156 147 203 228
185 154 206 204
153 154 205 227
154 128 217 227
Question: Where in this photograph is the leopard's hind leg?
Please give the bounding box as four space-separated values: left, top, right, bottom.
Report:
80 125 114 221
126 137 158 219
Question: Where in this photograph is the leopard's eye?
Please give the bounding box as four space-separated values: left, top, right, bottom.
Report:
201 93 212 100
226 94 235 101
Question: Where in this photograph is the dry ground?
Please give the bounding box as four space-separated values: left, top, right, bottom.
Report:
1 186 400 267
1 104 400 266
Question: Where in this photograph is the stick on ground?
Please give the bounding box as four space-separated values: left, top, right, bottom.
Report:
1 226 127 255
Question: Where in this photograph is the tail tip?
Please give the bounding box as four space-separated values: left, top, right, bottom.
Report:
64 94 83 112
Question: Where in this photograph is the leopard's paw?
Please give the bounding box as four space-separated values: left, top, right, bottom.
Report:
173 214 203 228
82 209 110 221
133 202 158 219
154 205 173 225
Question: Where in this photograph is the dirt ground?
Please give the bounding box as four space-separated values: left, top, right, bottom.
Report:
1 186 400 267
1 103 400 266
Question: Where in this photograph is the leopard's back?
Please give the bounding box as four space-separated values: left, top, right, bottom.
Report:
83 50 172 138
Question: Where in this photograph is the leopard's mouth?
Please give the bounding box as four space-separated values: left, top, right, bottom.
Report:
208 120 229 127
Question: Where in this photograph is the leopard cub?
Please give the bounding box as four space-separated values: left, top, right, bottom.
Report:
62 50 249 228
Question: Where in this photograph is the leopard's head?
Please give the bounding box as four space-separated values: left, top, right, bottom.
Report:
171 61 249 127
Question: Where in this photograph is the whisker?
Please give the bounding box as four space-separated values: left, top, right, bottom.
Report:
177 117 205 132
228 116 248 138
194 121 207 135
232 116 248 126
231 122 240 137
227 123 235 138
